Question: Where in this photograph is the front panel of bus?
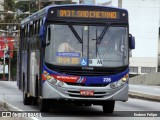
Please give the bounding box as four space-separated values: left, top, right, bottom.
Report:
42 6 129 101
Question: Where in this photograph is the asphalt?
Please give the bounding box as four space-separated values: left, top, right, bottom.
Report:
0 83 160 119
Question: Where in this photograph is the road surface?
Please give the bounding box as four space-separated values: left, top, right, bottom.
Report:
0 81 160 120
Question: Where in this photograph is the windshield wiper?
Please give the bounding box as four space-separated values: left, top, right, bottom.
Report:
97 23 110 44
66 22 83 43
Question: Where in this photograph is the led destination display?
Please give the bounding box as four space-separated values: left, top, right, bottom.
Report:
57 10 119 19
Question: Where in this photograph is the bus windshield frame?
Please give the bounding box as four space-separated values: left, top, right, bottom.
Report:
45 22 129 68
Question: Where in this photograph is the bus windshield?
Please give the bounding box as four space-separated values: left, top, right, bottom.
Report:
45 23 128 67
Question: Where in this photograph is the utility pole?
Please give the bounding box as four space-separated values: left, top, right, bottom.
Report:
8 55 11 81
52 0 55 4
2 40 8 81
2 46 6 80
29 0 31 15
3 55 5 80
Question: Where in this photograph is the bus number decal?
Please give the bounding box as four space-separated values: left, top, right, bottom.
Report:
103 78 111 83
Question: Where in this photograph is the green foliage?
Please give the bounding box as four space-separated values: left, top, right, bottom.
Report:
3 0 15 11
0 0 16 30
55 1 73 5
41 2 52 8
15 1 40 14
15 1 29 13
0 0 15 23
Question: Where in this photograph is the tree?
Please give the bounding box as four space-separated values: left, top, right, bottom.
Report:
0 0 15 30
55 1 73 5
15 1 39 14
3 0 15 23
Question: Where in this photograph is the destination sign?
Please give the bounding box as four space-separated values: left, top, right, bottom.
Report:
57 10 119 19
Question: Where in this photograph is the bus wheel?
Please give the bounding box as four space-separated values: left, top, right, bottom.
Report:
23 92 32 105
39 98 50 112
102 101 115 113
32 97 38 105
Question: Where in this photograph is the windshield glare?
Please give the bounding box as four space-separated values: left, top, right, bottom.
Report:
45 24 128 67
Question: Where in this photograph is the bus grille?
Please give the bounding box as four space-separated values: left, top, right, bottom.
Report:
65 82 109 87
59 88 116 98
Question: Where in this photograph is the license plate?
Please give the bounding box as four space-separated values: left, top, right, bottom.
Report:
80 90 94 96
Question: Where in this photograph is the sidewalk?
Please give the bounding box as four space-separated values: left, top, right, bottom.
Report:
129 84 160 102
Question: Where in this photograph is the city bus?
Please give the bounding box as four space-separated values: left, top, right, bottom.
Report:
17 4 135 113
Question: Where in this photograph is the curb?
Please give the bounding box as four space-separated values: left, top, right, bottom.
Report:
129 91 160 102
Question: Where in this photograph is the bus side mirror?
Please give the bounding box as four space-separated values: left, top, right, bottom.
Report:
129 34 135 49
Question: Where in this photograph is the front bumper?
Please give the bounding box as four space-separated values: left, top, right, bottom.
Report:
42 81 128 101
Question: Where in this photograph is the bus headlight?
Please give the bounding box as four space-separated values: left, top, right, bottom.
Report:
58 81 64 87
110 79 126 89
48 78 57 85
110 75 128 89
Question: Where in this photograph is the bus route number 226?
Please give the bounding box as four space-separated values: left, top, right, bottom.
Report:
103 78 111 82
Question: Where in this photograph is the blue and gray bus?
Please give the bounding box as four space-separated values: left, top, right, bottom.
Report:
17 4 135 113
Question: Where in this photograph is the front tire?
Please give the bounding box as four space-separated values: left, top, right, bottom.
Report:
23 92 32 105
39 98 50 112
102 101 115 113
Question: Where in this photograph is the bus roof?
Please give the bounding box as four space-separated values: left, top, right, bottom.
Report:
21 4 128 25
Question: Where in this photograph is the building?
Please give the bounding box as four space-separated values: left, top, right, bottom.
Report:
96 0 111 6
79 0 95 4
100 0 160 74
72 0 95 4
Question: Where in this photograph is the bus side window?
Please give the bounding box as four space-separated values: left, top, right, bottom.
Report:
26 24 29 50
35 21 38 35
26 24 29 38
21 27 24 51
24 25 27 51
30 24 33 38
40 19 43 26
33 21 38 36
37 19 40 34
24 25 27 38
33 21 35 36
23 27 25 39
